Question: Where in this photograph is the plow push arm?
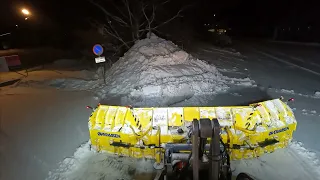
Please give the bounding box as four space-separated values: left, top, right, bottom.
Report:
162 118 232 180
192 118 221 180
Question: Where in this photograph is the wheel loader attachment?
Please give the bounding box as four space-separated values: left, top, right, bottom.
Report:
88 98 297 165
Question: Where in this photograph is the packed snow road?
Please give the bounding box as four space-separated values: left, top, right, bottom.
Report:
192 40 320 179
233 40 320 157
0 88 97 180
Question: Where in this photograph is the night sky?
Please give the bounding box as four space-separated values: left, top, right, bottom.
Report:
0 0 319 35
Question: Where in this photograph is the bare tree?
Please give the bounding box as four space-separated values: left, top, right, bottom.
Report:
89 0 191 51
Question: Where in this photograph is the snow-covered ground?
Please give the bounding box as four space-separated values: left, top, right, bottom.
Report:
192 40 320 179
0 88 97 180
1 35 320 180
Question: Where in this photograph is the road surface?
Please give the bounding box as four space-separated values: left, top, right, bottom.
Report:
193 39 320 158
0 88 97 180
237 40 320 158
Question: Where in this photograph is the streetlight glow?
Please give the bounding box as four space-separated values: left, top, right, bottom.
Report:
21 9 30 15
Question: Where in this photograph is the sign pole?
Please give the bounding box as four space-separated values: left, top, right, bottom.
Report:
92 44 107 85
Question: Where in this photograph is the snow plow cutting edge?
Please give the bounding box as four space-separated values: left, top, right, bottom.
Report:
88 98 296 166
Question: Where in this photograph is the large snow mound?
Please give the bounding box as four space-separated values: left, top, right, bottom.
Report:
102 34 233 106
16 34 254 106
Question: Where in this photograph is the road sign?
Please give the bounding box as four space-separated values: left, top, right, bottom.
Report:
95 56 106 64
93 44 104 56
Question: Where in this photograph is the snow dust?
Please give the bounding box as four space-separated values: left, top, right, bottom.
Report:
290 141 320 174
232 141 320 180
47 141 154 180
46 140 320 180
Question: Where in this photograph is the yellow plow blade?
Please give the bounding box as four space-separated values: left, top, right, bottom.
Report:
88 99 296 161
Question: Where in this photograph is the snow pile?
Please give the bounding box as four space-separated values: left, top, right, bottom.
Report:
48 78 99 90
100 34 252 106
301 109 317 116
47 141 154 180
271 88 320 99
280 89 295 94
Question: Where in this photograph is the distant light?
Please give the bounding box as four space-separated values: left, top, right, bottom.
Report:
0 32 11 37
288 98 294 102
16 25 18 27
308 26 311 29
25 17 28 20
214 14 216 17
21 9 30 15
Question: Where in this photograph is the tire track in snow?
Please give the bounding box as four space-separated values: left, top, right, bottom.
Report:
254 50 320 77
256 47 320 69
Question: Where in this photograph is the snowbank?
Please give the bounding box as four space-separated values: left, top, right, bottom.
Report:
100 34 242 106
280 89 295 94
271 88 320 99
8 34 253 106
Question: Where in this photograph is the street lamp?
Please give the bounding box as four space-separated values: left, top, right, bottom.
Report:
21 9 30 15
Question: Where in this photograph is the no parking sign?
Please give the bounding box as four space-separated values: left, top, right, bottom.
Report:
93 44 104 56
93 44 106 64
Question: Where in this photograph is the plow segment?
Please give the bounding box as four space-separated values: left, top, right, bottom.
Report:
88 99 296 162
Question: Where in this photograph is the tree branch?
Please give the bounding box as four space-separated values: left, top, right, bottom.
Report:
123 0 133 27
142 4 152 37
90 0 129 27
90 18 130 49
111 2 129 20
151 8 183 30
161 0 172 5
103 25 130 48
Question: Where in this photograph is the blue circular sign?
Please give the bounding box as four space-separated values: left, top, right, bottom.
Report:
93 44 104 56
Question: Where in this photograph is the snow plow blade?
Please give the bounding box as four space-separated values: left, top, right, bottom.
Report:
88 99 296 162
